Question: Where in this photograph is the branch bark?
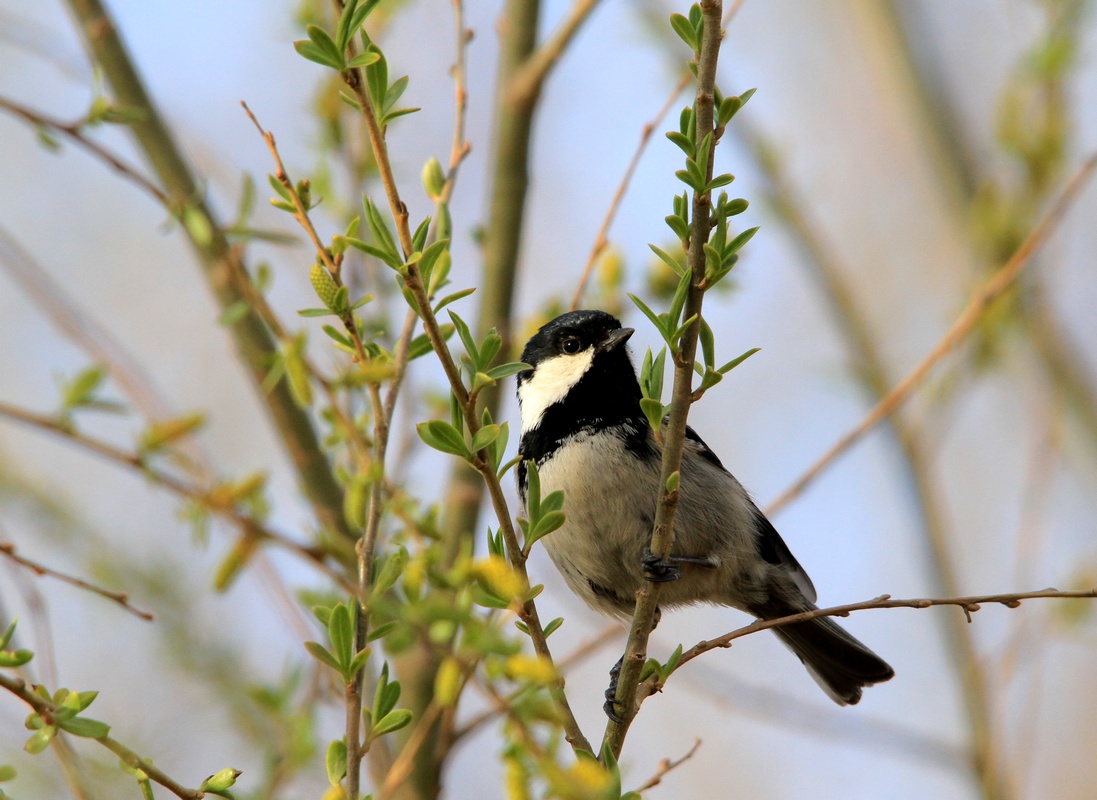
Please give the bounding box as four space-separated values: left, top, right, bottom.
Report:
63 0 354 545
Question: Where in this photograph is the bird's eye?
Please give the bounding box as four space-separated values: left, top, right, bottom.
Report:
561 336 582 354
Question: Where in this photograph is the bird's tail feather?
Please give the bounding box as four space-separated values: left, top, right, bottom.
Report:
770 613 894 705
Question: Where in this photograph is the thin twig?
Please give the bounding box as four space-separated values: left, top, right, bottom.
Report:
0 400 349 591
0 672 205 800
508 0 602 107
647 587 1097 690
0 543 153 621
375 701 447 800
570 73 691 311
767 149 1097 517
570 0 745 310
630 738 703 793
0 95 168 205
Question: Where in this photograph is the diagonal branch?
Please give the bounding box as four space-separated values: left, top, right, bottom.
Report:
63 0 354 544
0 672 205 800
0 95 168 205
767 149 1097 517
0 542 153 621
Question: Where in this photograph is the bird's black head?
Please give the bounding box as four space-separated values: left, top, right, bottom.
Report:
516 310 643 442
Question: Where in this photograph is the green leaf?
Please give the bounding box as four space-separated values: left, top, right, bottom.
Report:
362 197 401 265
411 216 432 252
297 307 339 318
670 13 698 51
665 130 693 156
718 347 761 374
0 650 33 668
304 641 342 674
383 106 420 124
665 213 690 241
383 75 410 115
649 244 686 276
669 268 693 329
367 620 397 641
433 287 475 314
372 546 407 595
543 617 564 637
705 173 735 193
416 420 471 459
307 24 344 69
23 726 56 754
373 664 402 720
447 311 478 365
699 316 715 369
62 365 107 410
417 238 450 287
727 225 759 256
470 585 511 609
365 46 388 115
373 709 413 736
486 361 530 380
347 238 403 270
470 424 501 453
328 602 354 668
326 738 347 786
0 619 16 650
666 470 680 493
628 294 670 342
335 0 360 51
56 717 110 739
294 36 343 71
0 765 15 782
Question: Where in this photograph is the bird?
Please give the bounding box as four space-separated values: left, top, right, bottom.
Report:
515 309 894 710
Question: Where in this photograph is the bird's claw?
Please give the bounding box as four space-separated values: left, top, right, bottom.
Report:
603 657 625 723
641 548 682 582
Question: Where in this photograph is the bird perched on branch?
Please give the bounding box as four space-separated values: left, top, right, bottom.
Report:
516 309 893 711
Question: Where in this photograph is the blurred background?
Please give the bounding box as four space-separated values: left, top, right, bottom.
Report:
1 0 1096 798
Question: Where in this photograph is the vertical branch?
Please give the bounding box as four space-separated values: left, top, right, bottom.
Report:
437 0 541 564
603 0 723 760
63 0 354 544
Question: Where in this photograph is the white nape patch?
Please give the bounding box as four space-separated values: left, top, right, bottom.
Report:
518 349 595 433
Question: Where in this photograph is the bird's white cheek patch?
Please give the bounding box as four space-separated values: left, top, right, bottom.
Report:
518 350 595 433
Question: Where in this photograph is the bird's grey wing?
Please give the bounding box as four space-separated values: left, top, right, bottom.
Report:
682 425 818 604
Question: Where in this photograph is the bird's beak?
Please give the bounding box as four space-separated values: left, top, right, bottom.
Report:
597 327 634 353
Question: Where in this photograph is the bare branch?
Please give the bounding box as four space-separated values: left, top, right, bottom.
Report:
630 738 702 793
655 587 1097 685
767 149 1097 517
508 0 602 107
0 400 349 592
0 95 168 205
0 542 153 621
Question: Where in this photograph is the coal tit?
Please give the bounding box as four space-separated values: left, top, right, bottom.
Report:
516 310 894 705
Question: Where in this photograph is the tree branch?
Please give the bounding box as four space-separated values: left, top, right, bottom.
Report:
0 672 205 800
0 543 153 621
0 95 168 205
767 149 1097 517
63 0 355 544
603 0 724 760
644 587 1097 694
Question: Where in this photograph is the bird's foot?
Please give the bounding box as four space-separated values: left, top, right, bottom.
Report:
641 548 681 582
603 657 624 723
